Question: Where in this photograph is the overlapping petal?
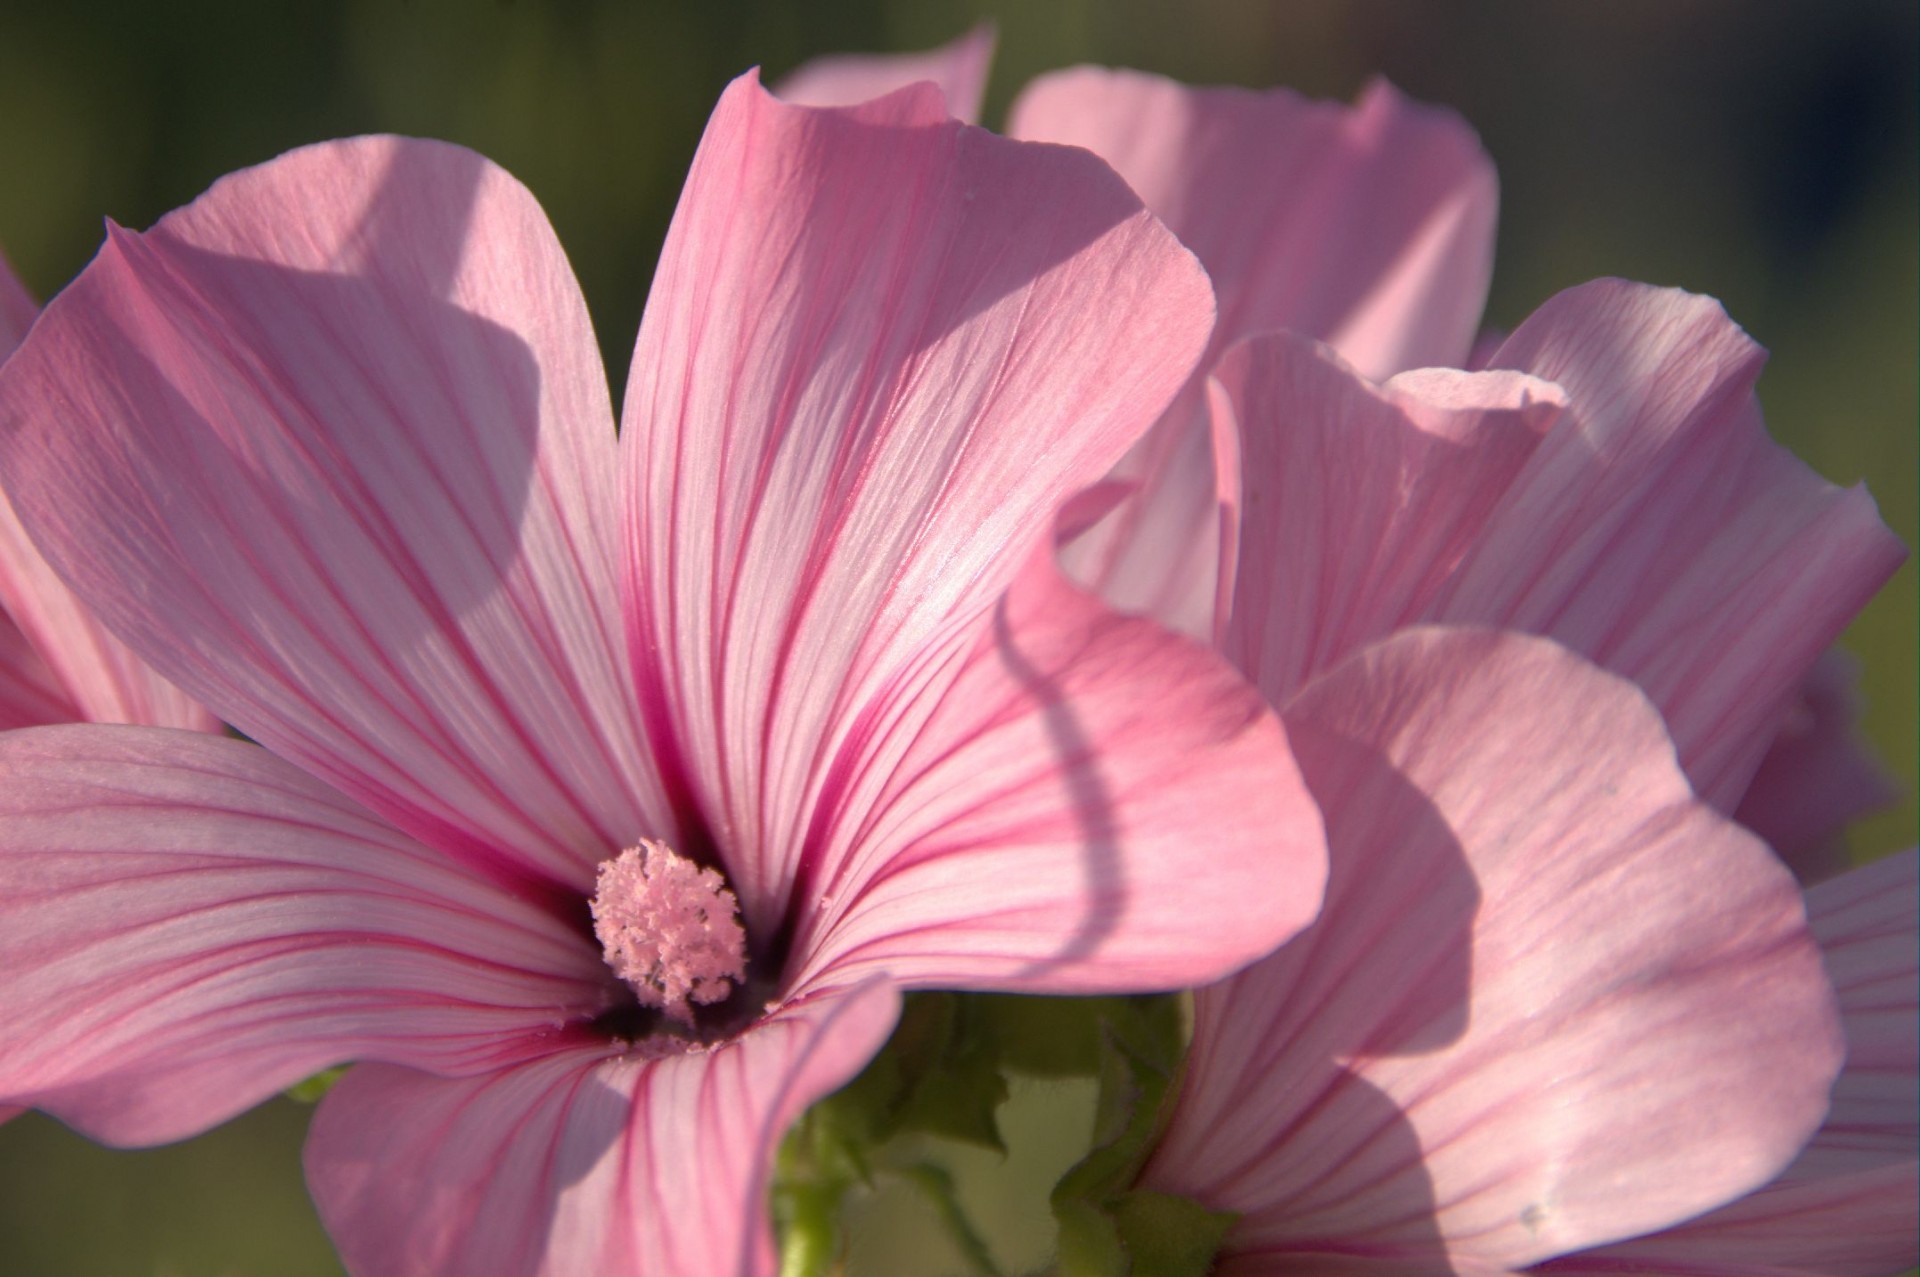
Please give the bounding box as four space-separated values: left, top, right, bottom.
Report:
0 137 669 890
306 979 900 1277
619 74 1223 939
774 24 995 125
0 617 76 728
1009 70 1497 381
788 552 1323 995
1145 628 1841 1271
0 253 216 733
1217 280 1906 809
1460 280 1905 806
0 495 221 732
1218 331 1563 701
0 726 608 1148
1733 649 1900 875
1011 69 1497 638
1540 848 1918 1276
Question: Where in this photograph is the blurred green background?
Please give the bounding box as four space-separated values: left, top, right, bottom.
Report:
0 1 1912 1273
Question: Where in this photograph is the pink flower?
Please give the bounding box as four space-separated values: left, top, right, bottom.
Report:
783 35 1913 1269
0 251 216 735
1091 280 1903 1272
1145 286 1911 1270
0 75 1328 1275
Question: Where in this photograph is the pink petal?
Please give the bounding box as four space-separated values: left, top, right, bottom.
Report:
0 136 670 890
1539 848 1918 1276
787 552 1324 995
1218 330 1563 704
306 979 900 1277
1458 279 1906 808
618 73 1214 937
1014 70 1496 638
1734 648 1901 876
0 613 79 728
0 725 608 1147
1144 628 1842 1271
1806 849 1919 1167
1053 382 1232 641
0 493 221 731
773 23 996 125
1220 282 1907 811
0 255 213 731
1009 71 1496 381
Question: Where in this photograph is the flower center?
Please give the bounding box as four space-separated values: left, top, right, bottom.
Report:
590 839 747 1026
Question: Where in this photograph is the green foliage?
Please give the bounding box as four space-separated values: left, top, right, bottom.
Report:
281 1065 348 1105
774 1176 843 1277
1108 1192 1237 1277
897 1161 1006 1277
830 993 1014 1154
773 993 1022 1275
1048 998 1234 1277
975 993 1162 1079
772 991 1209 1275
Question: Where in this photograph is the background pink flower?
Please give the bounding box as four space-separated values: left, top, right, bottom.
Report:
0 75 1327 1275
1013 61 1909 867
1170 282 1911 1271
1144 624 1846 1272
1214 281 1903 814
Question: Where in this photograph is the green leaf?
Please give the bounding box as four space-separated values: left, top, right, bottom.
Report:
1054 1194 1129 1277
899 1160 1005 1277
770 991 1195 1274
282 1065 348 1104
1111 1190 1237 1277
826 993 1010 1153
893 1007 1008 1151
975 993 1185 1081
972 995 1114 1077
769 993 1019 1270
1049 996 1225 1277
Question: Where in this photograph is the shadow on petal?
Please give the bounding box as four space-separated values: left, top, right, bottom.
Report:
988 595 1123 976
1148 719 1474 1267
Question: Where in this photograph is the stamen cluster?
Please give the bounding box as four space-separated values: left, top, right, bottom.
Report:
590 839 748 1024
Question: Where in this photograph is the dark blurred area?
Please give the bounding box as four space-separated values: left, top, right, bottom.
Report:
0 2 1912 1272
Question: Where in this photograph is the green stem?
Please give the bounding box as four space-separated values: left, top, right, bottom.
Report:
774 1180 845 1277
899 1160 1005 1277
